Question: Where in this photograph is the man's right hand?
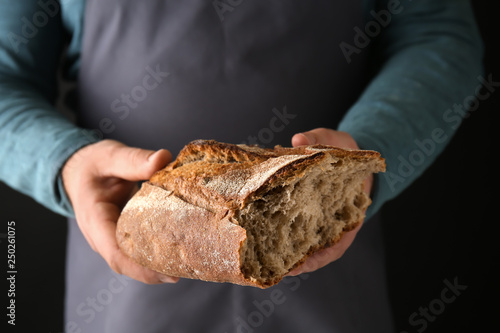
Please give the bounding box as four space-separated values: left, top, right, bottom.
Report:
62 139 179 284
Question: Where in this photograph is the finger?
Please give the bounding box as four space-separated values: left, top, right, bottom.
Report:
291 132 314 147
292 128 359 149
292 128 336 146
127 183 141 200
88 201 179 284
99 143 172 181
363 174 374 195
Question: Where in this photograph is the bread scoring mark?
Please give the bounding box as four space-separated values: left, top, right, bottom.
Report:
238 154 306 197
204 154 306 199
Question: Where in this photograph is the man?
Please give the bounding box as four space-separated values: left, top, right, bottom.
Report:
0 0 483 332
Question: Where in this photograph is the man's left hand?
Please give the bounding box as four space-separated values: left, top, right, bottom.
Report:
287 128 372 276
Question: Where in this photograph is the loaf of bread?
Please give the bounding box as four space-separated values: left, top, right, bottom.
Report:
116 139 385 288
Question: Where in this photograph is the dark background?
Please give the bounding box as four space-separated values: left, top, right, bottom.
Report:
383 1 498 330
1 2 497 332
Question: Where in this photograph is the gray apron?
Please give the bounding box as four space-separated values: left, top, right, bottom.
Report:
66 1 395 332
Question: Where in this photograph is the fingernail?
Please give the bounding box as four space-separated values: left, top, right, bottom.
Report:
299 132 316 145
148 149 162 162
160 275 179 283
286 268 301 277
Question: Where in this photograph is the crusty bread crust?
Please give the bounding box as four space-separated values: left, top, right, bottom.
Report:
117 182 249 285
116 140 385 288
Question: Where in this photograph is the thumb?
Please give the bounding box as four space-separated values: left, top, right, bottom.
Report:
98 140 172 181
291 128 359 150
291 132 316 147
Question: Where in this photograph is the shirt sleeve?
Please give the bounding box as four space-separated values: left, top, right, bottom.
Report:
0 2 99 217
339 0 484 218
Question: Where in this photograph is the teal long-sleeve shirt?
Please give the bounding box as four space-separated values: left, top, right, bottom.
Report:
0 0 484 218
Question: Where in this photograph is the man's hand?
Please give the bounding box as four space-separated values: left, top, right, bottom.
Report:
287 128 372 276
62 139 179 284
